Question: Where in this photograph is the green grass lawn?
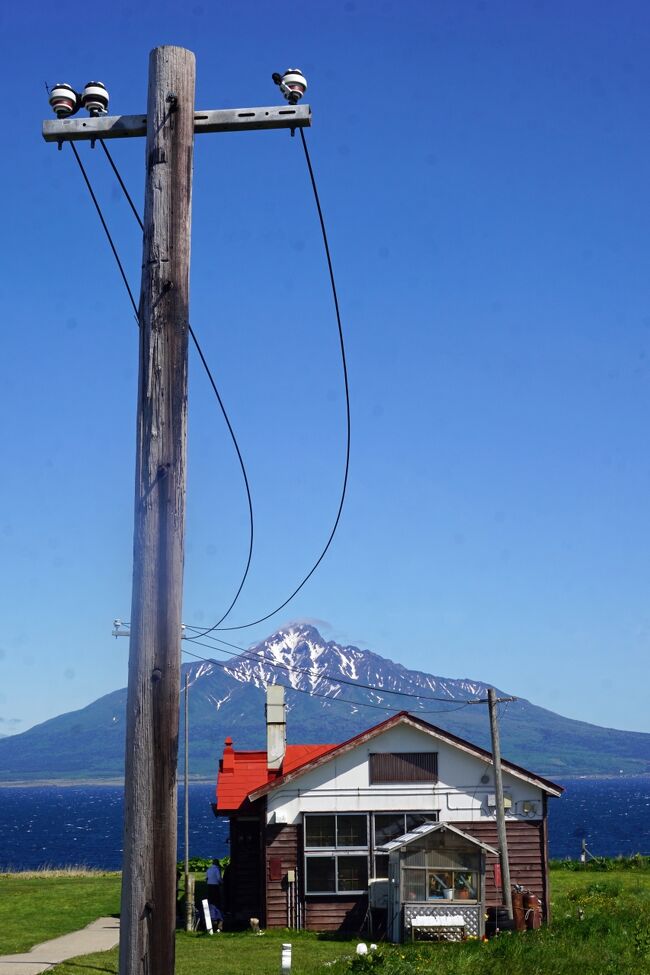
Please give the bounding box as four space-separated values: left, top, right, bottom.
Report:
3 866 650 975
52 930 364 975
0 870 121 954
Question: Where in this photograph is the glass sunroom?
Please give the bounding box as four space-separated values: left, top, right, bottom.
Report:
379 822 499 942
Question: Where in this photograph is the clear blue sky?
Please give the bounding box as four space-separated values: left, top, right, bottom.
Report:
1 1 649 738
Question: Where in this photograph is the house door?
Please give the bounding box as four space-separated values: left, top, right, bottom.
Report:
230 818 262 923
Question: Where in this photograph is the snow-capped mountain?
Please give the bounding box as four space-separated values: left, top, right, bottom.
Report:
1 623 649 781
214 623 490 704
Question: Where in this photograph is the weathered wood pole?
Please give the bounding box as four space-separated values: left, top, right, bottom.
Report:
184 671 192 932
488 687 513 919
119 45 195 975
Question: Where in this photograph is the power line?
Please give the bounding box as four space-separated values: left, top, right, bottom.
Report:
188 128 351 635
99 140 255 629
181 624 490 706
69 143 139 321
186 324 254 627
70 140 255 630
76 134 352 641
116 617 494 707
99 139 143 229
180 640 473 717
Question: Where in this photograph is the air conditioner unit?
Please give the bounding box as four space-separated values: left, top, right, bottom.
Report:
368 879 388 909
487 793 512 809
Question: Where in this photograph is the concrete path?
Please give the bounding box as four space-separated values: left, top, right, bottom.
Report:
0 916 119 974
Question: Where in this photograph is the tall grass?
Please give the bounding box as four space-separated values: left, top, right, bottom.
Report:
0 866 119 879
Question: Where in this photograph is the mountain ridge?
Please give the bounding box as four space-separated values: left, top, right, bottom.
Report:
0 623 648 782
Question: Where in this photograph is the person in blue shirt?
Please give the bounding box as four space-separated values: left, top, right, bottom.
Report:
206 859 222 907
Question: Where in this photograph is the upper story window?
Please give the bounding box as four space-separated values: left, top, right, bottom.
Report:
369 752 438 784
305 814 368 848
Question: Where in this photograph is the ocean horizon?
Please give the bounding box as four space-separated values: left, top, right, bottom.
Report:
1 774 649 872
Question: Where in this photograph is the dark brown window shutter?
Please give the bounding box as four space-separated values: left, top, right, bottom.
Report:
369 752 438 783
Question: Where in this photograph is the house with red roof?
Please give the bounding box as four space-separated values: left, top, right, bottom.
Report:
214 686 562 938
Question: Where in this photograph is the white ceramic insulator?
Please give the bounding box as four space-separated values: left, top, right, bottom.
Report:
283 71 307 92
83 83 109 109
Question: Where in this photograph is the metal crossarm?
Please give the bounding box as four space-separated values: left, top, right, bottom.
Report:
42 103 311 143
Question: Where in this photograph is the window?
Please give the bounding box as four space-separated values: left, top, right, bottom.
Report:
426 868 478 900
305 814 367 848
373 812 438 878
369 752 438 784
304 811 442 892
402 849 480 903
304 814 369 895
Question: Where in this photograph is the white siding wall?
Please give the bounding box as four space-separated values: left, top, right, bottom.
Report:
266 724 545 825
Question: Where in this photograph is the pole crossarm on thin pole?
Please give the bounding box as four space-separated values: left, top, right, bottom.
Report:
42 103 311 143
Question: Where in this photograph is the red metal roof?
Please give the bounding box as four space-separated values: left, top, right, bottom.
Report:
215 739 336 812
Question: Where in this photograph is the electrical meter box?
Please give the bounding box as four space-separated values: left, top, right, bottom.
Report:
487 793 512 809
368 879 389 909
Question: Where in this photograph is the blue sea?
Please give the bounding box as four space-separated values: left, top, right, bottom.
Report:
0 776 648 871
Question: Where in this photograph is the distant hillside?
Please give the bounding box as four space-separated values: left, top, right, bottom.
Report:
0 624 648 782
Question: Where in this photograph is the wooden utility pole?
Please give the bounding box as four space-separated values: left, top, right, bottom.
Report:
42 47 311 975
119 46 195 975
184 671 192 931
488 687 513 919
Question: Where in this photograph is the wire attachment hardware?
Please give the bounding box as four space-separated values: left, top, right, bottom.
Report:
272 68 308 105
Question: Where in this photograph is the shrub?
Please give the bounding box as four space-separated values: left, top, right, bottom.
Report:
550 855 650 872
177 856 230 873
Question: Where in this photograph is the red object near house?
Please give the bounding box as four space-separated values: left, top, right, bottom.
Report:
524 892 543 929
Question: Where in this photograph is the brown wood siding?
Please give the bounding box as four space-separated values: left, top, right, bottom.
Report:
264 824 299 928
304 895 369 932
456 820 548 919
369 752 438 783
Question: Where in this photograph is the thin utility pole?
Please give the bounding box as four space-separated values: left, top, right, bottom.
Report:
119 46 195 975
488 687 513 919
184 671 192 931
42 47 311 975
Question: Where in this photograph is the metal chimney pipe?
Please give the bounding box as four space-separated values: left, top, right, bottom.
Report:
266 685 286 771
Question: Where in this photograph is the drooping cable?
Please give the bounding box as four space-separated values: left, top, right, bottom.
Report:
186 324 254 628
180 641 473 717
99 140 143 230
69 143 139 321
80 132 349 638
187 127 351 636
116 616 492 706
181 624 489 706
78 139 255 629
